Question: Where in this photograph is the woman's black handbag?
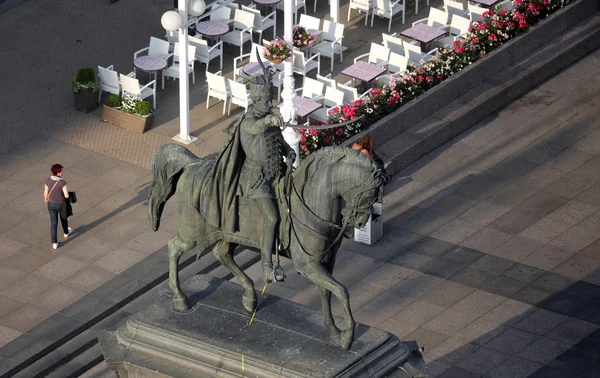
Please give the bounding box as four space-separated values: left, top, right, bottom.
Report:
69 191 77 204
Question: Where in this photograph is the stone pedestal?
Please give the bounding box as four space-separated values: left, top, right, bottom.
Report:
98 275 413 377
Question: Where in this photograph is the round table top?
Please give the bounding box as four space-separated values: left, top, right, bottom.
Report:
242 62 274 77
134 55 167 72
196 21 230 37
253 0 281 4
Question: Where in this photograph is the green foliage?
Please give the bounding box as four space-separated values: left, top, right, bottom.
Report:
105 94 122 108
134 100 153 116
73 68 100 93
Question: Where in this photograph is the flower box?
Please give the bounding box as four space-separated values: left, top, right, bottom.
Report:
101 105 154 134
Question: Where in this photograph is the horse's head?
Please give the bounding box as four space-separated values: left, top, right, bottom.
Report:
294 147 387 229
339 159 386 229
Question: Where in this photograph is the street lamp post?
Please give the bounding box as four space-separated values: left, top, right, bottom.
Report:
162 0 206 145
279 0 300 166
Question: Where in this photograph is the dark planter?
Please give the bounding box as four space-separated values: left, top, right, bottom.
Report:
101 105 154 133
73 85 99 113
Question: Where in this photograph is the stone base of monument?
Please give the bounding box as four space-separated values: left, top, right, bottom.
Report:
98 275 417 377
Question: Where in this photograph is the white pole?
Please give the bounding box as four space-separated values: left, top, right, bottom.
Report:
172 0 198 144
280 0 300 167
330 0 340 22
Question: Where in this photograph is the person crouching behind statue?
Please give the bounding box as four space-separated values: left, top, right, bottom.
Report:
352 135 385 170
239 70 296 283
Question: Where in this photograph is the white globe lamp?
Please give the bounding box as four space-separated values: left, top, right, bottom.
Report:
188 0 207 17
161 10 182 32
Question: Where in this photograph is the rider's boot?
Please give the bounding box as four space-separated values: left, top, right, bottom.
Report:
262 252 274 283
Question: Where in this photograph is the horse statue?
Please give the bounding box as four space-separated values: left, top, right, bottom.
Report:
148 144 385 350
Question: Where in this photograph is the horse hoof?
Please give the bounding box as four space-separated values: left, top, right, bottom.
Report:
340 329 354 351
242 294 257 314
172 297 190 312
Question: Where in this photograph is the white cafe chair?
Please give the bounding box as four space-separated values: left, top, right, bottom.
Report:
120 74 156 109
206 70 230 115
162 42 196 89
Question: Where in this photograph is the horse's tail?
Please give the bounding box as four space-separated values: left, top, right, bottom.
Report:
148 144 200 231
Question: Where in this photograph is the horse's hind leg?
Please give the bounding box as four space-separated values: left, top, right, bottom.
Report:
212 241 257 314
168 233 196 312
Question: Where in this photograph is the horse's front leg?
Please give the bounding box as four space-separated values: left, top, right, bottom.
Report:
319 287 342 345
212 241 257 314
299 262 355 350
168 234 196 312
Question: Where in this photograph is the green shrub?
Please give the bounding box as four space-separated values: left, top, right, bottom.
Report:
106 94 122 108
135 100 153 116
73 67 100 93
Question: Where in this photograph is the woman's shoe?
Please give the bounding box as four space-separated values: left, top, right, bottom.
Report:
52 243 58 250
64 227 72 238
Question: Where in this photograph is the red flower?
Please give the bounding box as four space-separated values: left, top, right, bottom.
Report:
453 40 461 47
489 33 498 42
300 134 307 143
472 37 479 43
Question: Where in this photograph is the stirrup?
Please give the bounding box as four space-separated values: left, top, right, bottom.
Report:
272 264 286 282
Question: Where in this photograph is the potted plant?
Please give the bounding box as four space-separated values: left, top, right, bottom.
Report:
72 68 100 113
101 94 154 133
263 39 292 64
293 25 315 49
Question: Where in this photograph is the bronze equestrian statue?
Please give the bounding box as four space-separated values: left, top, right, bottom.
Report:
148 63 386 350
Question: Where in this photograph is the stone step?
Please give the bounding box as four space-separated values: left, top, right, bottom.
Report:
378 13 600 176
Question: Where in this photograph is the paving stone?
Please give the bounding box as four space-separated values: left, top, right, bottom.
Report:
520 244 577 271
485 356 544 378
457 201 512 229
331 282 387 316
391 250 433 270
5 216 49 245
65 235 118 264
404 327 449 352
517 191 570 218
422 360 450 378
551 253 600 279
425 334 481 366
516 140 566 165
513 308 569 335
546 200 600 226
124 229 172 255
0 325 21 349
481 275 526 298
455 346 511 375
455 316 510 346
485 327 540 354
514 165 566 190
0 273 56 303
64 265 117 293
359 263 415 289
389 272 445 300
544 171 598 198
383 202 426 227
486 183 540 208
489 208 542 235
488 236 543 262
0 303 53 333
486 157 538 181
33 255 87 283
407 236 455 258
421 281 475 308
92 246 148 274
31 284 86 312
394 300 447 327
8 160 52 188
530 272 575 294
451 267 497 289
0 207 31 235
518 218 572 245
97 162 150 189
421 257 473 280
428 192 481 217
331 253 384 286
400 210 454 235
457 174 510 200
548 223 600 255
469 254 516 276
436 366 482 378
69 153 124 178
576 182 600 206
503 263 546 285
543 147 594 173
460 227 513 253
511 285 555 306
546 317 600 344
520 337 574 364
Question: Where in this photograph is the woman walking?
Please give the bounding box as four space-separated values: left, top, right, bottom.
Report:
43 164 72 249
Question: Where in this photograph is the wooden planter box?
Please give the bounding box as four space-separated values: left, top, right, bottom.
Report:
101 105 154 134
